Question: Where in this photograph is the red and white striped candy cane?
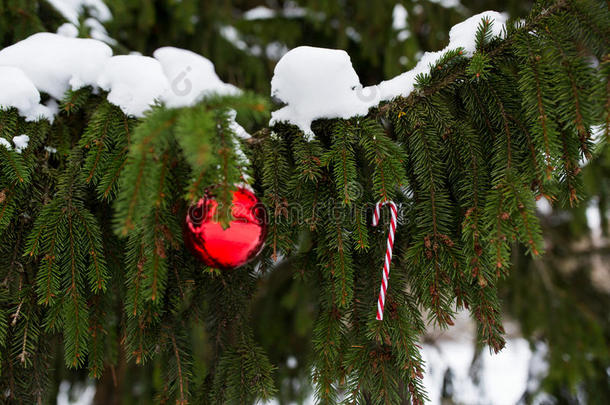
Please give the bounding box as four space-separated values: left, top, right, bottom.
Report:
372 200 398 321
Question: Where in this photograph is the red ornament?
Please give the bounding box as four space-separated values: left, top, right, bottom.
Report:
184 187 267 269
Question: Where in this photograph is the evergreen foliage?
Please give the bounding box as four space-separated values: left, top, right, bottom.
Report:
0 0 608 403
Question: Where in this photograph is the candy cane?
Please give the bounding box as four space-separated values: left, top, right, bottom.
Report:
372 200 398 321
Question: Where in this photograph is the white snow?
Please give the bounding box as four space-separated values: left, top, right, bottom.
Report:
228 109 250 140
4 8 506 134
397 30 411 41
345 27 362 43
0 66 54 122
587 199 603 244
525 342 549 393
421 330 533 405
56 22 79 37
479 338 532 404
393 4 411 42
536 197 553 215
429 0 463 10
0 134 30 153
376 11 506 101
219 25 248 51
270 11 507 136
228 109 251 179
448 11 506 55
257 335 534 405
0 34 244 119
45 146 58 154
84 18 117 45
270 46 372 139
243 6 276 20
0 66 42 114
286 356 298 369
97 55 169 117
219 24 290 61
0 33 112 99
282 1 308 18
242 4 315 21
0 138 11 150
48 1 117 45
44 99 60 117
265 42 290 60
392 4 408 30
25 104 57 123
154 47 241 108
12 134 29 154
56 380 96 405
45 0 112 25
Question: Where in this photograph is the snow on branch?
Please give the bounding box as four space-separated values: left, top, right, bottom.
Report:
96 55 170 117
269 46 372 139
270 11 507 137
154 47 241 108
0 10 505 128
0 36 240 120
45 0 112 25
0 33 112 100
0 66 55 122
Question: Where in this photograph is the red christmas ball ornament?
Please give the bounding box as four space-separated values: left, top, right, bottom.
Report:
184 187 267 269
